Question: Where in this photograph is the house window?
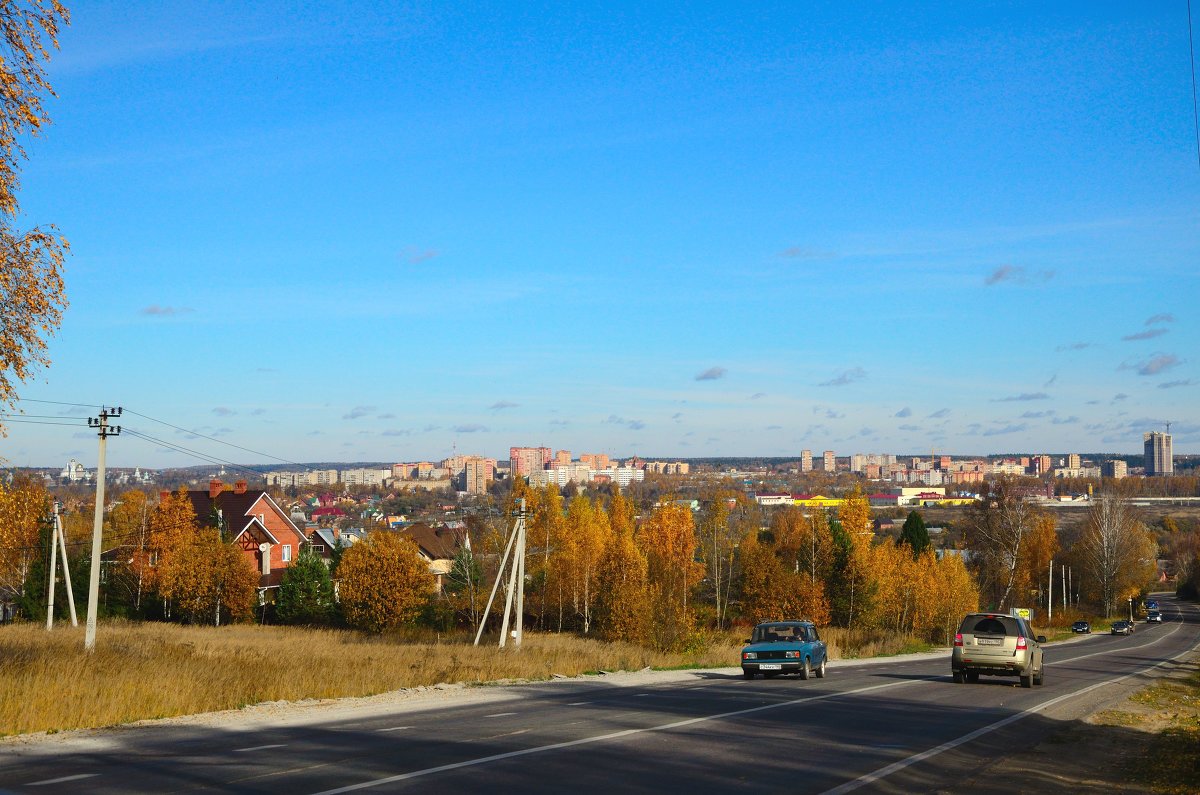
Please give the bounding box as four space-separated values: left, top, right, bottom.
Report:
311 544 325 554
282 544 292 563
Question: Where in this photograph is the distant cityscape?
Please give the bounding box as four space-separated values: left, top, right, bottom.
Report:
34 431 1181 494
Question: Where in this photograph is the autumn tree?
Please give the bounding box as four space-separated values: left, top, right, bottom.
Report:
1075 493 1158 617
561 494 610 633
960 477 1039 610
141 486 198 615
0 1 70 432
897 510 930 557
276 545 335 625
1022 512 1060 610
594 504 651 644
159 528 258 626
103 489 150 614
0 474 49 602
738 530 830 626
638 501 703 651
913 551 979 644
827 489 877 629
696 493 748 628
337 530 434 632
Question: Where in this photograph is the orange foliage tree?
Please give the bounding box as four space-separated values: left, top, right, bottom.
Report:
594 493 651 644
337 530 434 632
0 474 48 600
638 501 704 651
158 528 258 626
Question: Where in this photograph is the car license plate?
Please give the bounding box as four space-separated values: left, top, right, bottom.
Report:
977 638 1002 646
759 663 782 670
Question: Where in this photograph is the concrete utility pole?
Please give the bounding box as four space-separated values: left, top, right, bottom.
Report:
473 498 527 648
84 407 121 652
1047 558 1053 623
45 502 78 630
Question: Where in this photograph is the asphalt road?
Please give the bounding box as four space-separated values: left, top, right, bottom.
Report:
2 595 1197 795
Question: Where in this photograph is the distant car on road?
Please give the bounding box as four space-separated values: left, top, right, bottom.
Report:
1147 611 1163 623
1111 620 1134 635
740 620 828 680
1071 620 1091 634
1145 600 1159 611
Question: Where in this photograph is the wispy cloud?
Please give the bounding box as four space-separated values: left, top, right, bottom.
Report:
820 367 866 387
1122 328 1169 341
489 400 519 411
1020 410 1055 419
1056 342 1092 351
695 366 727 381
627 420 646 431
423 424 440 432
994 392 1050 402
342 405 375 420
766 424 783 430
750 392 766 400
1043 374 1057 388
778 246 837 260
928 408 951 419
1158 379 1194 389
983 423 1027 436
1145 313 1175 325
452 423 488 433
604 414 646 430
141 304 194 317
984 265 1054 286
1051 416 1080 425
250 408 266 416
212 407 236 416
895 407 912 418
898 424 921 432
381 429 412 437
1113 393 1129 402
400 246 440 264
1120 353 1181 376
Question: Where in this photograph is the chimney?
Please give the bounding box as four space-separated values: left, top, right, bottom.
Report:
209 479 223 499
234 480 248 495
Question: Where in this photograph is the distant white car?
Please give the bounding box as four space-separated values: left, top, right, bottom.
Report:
1147 611 1163 623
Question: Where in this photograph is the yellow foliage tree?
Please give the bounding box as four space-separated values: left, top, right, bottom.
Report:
158 528 258 626
0 474 48 598
562 494 610 633
913 551 979 644
0 1 70 431
638 501 703 651
337 530 434 632
140 486 198 606
595 507 651 644
739 531 831 626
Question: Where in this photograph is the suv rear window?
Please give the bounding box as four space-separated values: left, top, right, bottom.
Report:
963 616 1016 636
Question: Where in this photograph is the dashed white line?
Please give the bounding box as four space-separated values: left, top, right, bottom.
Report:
234 744 287 753
484 712 517 718
27 773 99 787
567 701 590 706
375 726 412 733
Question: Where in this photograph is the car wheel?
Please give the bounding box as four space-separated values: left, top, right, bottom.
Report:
743 670 755 680
1020 672 1033 688
1034 668 1044 686
799 658 811 680
815 658 827 679
952 671 964 684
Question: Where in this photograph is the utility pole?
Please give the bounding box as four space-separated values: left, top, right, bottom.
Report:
1047 558 1053 623
84 407 121 652
45 502 78 630
473 498 527 648
1062 564 1067 611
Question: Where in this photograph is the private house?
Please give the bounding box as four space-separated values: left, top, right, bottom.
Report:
185 479 309 600
395 522 468 592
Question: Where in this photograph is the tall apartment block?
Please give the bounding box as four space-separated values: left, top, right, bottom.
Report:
801 449 812 473
510 446 552 477
823 450 836 472
1144 432 1173 476
1067 453 1081 470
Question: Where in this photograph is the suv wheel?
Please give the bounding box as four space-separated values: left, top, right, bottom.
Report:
1020 671 1033 688
952 671 964 684
1034 668 1044 686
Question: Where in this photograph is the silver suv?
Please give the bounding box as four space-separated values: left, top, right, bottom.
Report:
952 613 1046 688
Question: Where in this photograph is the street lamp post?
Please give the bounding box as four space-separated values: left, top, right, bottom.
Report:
1128 597 1133 621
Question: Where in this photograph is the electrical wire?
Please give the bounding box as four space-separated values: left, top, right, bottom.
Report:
121 427 274 480
0 418 92 428
121 408 312 470
1189 0 1200 169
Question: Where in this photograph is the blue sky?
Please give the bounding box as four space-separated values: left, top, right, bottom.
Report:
5 1 1199 469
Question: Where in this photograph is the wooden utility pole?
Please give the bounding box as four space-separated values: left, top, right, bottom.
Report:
84 407 121 651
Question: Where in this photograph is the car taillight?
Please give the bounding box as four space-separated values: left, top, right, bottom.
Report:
954 633 963 647
1016 636 1027 650
785 651 800 658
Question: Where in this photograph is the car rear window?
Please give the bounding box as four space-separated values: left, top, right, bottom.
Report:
965 616 1012 636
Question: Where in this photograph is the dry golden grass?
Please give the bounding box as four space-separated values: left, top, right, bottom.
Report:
0 621 741 736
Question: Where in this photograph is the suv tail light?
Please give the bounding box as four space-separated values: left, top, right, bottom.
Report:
1016 636 1028 650
954 633 963 647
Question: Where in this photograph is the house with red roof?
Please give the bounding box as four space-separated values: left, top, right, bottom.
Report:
185 479 310 599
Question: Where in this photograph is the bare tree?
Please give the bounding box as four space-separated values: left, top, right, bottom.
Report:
961 477 1037 611
1075 493 1157 617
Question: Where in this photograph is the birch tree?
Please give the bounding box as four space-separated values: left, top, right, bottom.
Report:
961 477 1038 611
1076 493 1157 616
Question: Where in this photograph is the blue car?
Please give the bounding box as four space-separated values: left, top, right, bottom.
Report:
740 620 828 680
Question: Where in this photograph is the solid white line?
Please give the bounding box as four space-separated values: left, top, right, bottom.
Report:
483 712 517 718
307 678 929 795
234 743 287 753
27 773 99 786
822 601 1200 794
375 726 412 733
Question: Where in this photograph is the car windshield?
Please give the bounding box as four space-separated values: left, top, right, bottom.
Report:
753 624 806 643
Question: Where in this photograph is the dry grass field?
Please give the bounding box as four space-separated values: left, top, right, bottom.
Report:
0 621 743 736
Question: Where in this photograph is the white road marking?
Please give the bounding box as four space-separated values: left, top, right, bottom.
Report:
234 744 287 753
634 693 651 697
27 773 99 786
824 601 1200 794
483 712 517 718
375 726 412 733
566 701 590 706
306 678 928 794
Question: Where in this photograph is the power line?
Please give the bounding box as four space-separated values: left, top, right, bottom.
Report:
0 413 92 421
0 418 91 428
1190 0 1200 169
12 398 105 409
121 408 310 469
121 427 274 480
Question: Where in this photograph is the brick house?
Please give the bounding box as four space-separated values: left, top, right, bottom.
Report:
184 479 309 600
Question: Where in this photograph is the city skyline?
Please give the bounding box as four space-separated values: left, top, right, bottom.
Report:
3 3 1198 469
